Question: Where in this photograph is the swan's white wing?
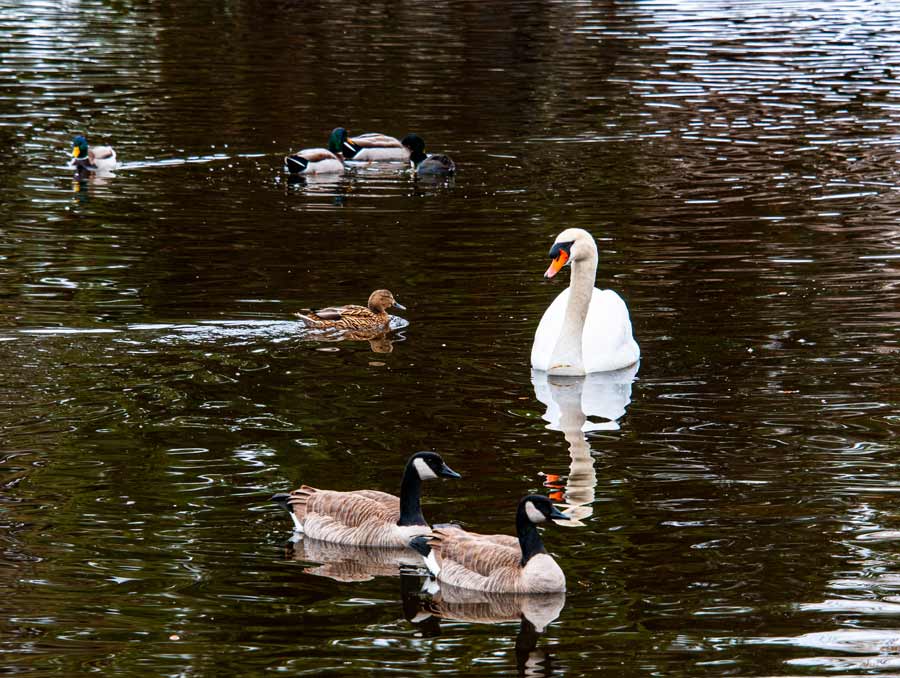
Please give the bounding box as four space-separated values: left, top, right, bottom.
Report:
530 288 569 371
582 289 640 373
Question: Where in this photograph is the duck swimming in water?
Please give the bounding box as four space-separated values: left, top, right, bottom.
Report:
327 127 410 163
401 134 456 176
284 146 345 175
70 134 117 179
295 289 405 331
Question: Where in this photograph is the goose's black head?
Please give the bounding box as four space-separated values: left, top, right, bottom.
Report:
520 494 569 524
407 451 461 481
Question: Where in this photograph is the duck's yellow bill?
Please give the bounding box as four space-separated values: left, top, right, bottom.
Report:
544 250 568 278
72 146 81 158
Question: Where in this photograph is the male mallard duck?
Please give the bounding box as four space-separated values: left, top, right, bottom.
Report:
70 134 117 178
284 146 345 175
401 134 456 176
270 451 461 547
295 289 405 331
327 127 410 163
409 495 570 593
531 228 640 375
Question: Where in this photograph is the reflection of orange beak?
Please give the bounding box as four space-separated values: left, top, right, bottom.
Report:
548 490 565 502
544 250 568 278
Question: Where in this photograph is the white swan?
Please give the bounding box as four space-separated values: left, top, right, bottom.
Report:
531 228 639 374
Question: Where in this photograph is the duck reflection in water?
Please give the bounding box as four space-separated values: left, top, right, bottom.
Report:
401 573 564 676
531 363 638 525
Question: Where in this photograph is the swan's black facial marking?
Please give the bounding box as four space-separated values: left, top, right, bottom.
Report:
548 241 574 259
544 240 574 279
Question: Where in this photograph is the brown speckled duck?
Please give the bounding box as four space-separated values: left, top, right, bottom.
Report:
295 289 405 331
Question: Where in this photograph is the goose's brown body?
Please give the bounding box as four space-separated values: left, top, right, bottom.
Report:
424 525 566 593
284 486 429 547
272 451 460 548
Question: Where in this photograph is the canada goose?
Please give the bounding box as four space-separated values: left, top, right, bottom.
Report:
327 127 409 163
409 495 569 593
531 228 639 374
400 134 456 176
70 134 117 179
284 146 345 175
295 289 405 332
271 451 460 547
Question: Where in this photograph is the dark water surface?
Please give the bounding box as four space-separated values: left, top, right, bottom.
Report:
1 1 899 675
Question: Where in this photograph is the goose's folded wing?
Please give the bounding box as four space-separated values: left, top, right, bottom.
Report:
433 528 522 577
307 489 400 527
353 489 401 508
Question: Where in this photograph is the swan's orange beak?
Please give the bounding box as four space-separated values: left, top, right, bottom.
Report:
544 249 568 278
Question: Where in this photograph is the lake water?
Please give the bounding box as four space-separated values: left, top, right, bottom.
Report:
1 1 898 676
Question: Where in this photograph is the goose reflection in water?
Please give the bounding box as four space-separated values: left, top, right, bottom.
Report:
531 363 638 525
284 535 423 582
401 574 564 677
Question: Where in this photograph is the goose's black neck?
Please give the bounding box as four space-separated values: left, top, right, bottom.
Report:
410 148 427 166
398 461 427 526
516 502 547 566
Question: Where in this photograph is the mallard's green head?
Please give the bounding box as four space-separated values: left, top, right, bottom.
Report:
72 135 89 159
327 127 348 154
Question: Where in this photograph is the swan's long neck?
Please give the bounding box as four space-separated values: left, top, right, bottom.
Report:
551 251 597 374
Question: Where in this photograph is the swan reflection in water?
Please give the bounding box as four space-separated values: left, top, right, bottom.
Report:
402 573 564 676
531 363 638 525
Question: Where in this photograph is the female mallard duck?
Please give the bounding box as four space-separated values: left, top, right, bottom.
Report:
409 495 570 593
70 134 117 178
271 451 461 547
531 228 639 375
327 127 410 163
284 146 345 175
401 134 456 176
295 289 405 331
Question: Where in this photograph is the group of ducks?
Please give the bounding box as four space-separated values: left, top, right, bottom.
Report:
67 127 456 179
284 127 456 177
278 227 641 594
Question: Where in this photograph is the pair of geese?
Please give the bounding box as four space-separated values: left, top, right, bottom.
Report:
280 228 640 593
284 127 456 177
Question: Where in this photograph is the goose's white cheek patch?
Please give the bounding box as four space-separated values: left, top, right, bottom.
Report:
525 501 547 523
414 457 438 480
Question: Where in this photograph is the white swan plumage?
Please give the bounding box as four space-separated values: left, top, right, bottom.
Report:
531 228 639 375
